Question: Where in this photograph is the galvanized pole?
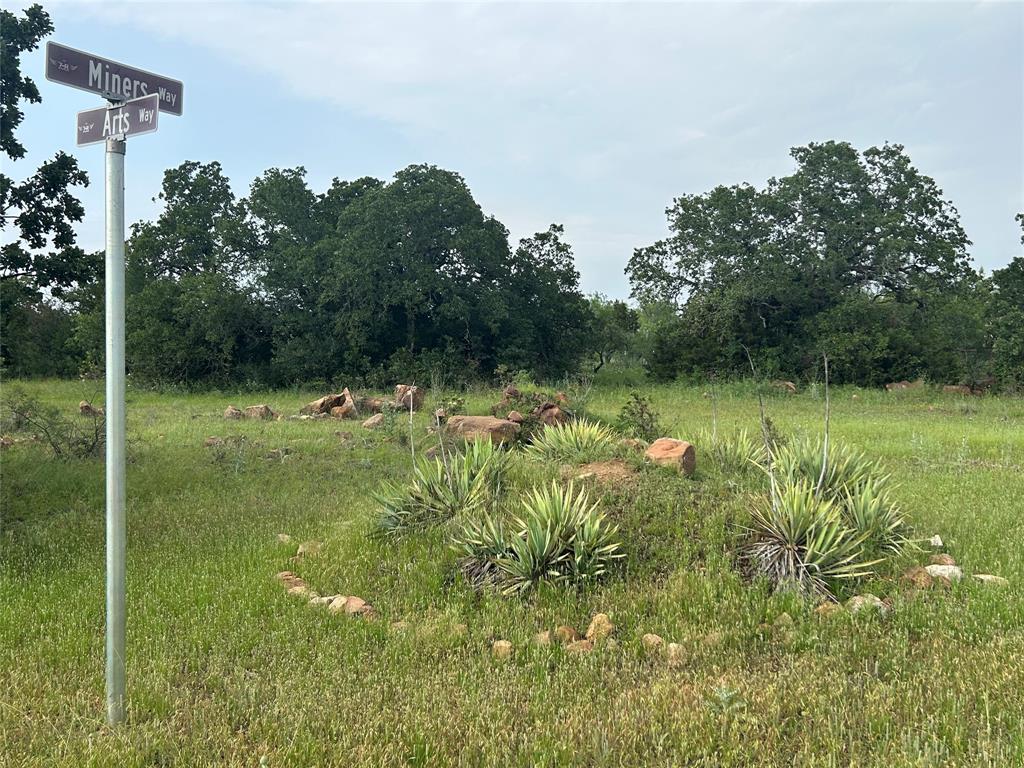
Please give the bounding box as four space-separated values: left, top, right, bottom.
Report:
104 134 127 726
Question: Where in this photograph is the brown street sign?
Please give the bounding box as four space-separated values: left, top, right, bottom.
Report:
46 41 183 116
77 94 160 147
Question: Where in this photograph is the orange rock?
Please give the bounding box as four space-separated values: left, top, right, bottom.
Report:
645 438 696 475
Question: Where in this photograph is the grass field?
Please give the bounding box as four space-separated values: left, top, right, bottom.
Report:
2 378 1023 767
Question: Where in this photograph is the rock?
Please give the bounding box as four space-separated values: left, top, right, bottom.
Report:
287 584 311 598
645 438 696 476
565 639 593 654
491 640 513 659
943 384 973 396
362 414 385 429
394 385 426 411
641 633 664 652
666 642 685 665
342 596 373 616
851 394 860 401
79 400 104 417
295 540 322 558
357 397 386 413
846 594 888 614
929 535 944 549
974 574 1009 587
533 630 552 646
309 595 336 607
276 533 293 544
925 564 963 582
300 393 346 416
885 381 911 392
506 410 524 424
330 404 355 419
244 404 276 420
815 602 843 618
929 553 956 566
445 415 519 446
203 436 224 447
554 625 579 645
532 402 569 427
901 566 934 590
224 405 243 420
328 596 350 613
275 571 306 590
771 380 797 394
620 437 648 453
585 613 615 643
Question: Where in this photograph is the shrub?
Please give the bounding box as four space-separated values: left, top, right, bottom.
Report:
617 392 662 442
1 388 104 459
373 440 509 536
744 480 878 599
524 418 617 464
450 481 623 595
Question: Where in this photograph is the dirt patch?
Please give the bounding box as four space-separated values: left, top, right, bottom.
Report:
567 459 638 484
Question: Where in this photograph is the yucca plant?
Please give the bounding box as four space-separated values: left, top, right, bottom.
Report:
451 482 624 594
744 480 879 598
698 427 768 473
772 436 883 498
841 478 913 556
524 418 618 464
373 441 509 536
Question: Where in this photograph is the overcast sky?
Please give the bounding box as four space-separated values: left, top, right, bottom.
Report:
6 0 1023 299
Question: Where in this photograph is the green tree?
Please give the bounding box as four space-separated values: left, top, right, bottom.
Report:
987 215 1024 389
626 141 978 383
587 294 638 372
1 4 94 373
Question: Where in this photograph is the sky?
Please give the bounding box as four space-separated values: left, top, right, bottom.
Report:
5 0 1023 299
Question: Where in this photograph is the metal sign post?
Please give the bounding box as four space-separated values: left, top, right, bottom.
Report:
104 132 127 725
46 42 182 726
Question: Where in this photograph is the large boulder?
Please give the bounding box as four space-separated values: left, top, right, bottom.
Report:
394 385 426 411
300 393 347 416
330 404 356 420
357 397 386 414
645 438 696 476
224 405 243 420
445 415 519 445
942 384 973 396
362 414 385 429
79 400 104 417
771 380 797 395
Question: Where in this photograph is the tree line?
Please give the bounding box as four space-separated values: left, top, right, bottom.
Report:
2 5 1022 390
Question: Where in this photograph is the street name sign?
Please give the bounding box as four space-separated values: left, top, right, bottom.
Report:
77 94 160 146
46 41 183 116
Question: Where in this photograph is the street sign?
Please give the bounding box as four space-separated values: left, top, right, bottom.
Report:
46 41 183 116
77 94 159 147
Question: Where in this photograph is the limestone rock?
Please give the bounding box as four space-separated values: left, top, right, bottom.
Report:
641 633 664 652
445 415 519 446
645 438 696 476
815 602 843 618
620 437 648 453
901 566 934 590
925 564 963 582
943 384 973 395
330 404 355 419
974 574 1009 587
244 404 276 420
506 410 524 424
666 642 685 665
565 639 593 654
585 613 614 643
394 385 426 411
846 594 888 614
532 402 569 427
554 625 579 645
79 400 104 417
929 553 956 566
300 394 346 416
362 414 385 429
772 380 797 394
929 534 944 549
224 405 243 420
533 630 552 646
491 640 513 659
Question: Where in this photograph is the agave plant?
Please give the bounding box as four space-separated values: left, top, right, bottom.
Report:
840 478 913 556
373 441 509 536
449 513 511 588
744 480 879 598
524 418 618 464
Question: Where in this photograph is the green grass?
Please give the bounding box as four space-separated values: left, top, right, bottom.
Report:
2 379 1023 766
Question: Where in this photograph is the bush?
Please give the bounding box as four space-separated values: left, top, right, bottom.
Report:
771 436 881 499
451 481 623 595
617 392 662 442
744 480 878 599
1 388 103 459
697 427 767 474
373 440 509 536
524 418 617 464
